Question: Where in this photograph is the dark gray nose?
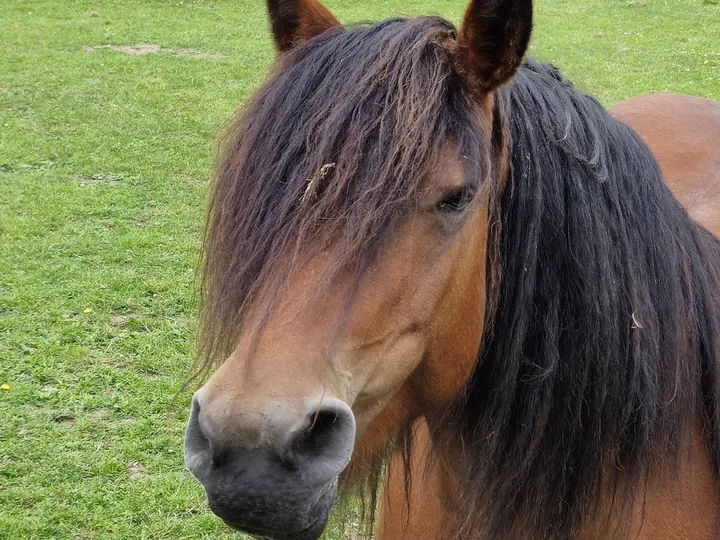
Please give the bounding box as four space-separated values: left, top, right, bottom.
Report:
184 393 356 539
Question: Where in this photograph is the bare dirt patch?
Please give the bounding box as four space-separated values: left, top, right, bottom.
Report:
126 460 147 478
74 173 123 186
53 414 75 425
84 43 226 59
110 312 132 326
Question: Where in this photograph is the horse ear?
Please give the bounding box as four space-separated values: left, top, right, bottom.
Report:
266 0 341 52
457 0 533 92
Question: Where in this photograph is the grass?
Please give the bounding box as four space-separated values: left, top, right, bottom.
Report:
0 0 717 538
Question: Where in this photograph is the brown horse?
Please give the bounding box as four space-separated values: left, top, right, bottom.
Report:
183 0 720 537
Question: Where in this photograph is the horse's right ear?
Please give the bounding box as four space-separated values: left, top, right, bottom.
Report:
267 0 341 53
457 0 533 93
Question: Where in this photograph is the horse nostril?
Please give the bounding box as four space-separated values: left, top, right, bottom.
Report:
295 409 342 458
279 399 356 482
211 448 233 468
184 394 214 477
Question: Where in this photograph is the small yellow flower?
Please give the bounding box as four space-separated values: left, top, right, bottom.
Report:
83 307 93 314
3 123 8 127
1 384 10 391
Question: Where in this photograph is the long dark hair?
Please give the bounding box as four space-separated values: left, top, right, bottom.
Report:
436 59 720 539
195 17 490 379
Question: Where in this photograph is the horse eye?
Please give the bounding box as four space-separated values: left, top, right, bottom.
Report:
435 187 474 214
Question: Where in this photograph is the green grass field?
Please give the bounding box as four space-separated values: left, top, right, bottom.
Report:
1 0 718 538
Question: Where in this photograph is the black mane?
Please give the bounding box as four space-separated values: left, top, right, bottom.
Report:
438 60 720 539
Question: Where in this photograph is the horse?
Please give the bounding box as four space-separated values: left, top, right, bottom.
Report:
182 0 720 537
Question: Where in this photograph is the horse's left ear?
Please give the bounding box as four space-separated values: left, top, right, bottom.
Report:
267 0 341 53
457 0 533 92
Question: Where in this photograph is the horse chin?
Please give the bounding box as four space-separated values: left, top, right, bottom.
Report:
224 518 328 540
209 479 337 540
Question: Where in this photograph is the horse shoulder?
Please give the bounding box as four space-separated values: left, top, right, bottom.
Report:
609 93 720 237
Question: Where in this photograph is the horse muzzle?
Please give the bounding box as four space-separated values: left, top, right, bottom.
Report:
183 391 356 539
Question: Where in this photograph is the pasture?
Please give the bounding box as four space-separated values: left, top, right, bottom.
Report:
1 0 718 538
